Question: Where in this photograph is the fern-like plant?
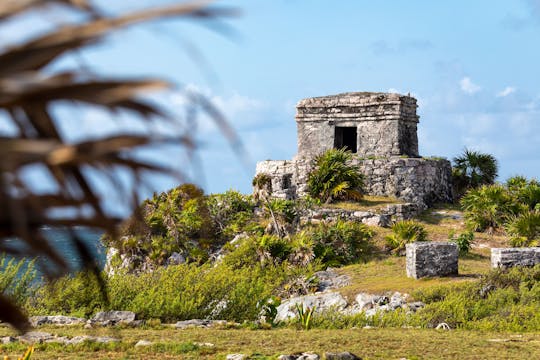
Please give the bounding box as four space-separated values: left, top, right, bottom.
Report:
505 210 540 247
460 184 518 232
307 148 364 204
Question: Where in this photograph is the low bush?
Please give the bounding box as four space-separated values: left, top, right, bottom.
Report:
0 256 37 306
207 190 256 240
305 220 374 266
448 230 474 255
385 220 428 255
30 261 299 322
505 210 540 247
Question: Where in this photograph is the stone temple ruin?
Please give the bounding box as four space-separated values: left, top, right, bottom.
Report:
255 92 453 210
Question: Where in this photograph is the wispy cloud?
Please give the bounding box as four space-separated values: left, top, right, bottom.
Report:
496 86 516 97
459 77 481 95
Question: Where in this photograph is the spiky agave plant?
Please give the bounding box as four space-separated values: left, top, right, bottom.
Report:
0 0 238 331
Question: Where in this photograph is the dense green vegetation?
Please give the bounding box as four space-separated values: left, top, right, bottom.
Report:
1 152 539 338
461 176 540 246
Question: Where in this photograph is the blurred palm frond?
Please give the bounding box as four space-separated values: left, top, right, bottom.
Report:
0 0 238 332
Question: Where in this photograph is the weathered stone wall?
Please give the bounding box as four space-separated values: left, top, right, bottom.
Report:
296 92 419 158
255 156 452 209
406 242 458 279
491 247 540 269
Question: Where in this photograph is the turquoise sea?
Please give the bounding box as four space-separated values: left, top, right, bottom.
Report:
4 227 106 274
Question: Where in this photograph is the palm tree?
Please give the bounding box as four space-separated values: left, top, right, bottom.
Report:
452 148 498 198
307 148 364 203
0 0 236 331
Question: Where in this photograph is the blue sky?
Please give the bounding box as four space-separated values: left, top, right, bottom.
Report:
3 0 540 197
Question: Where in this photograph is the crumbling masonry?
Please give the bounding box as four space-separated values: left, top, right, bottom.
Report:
255 92 453 209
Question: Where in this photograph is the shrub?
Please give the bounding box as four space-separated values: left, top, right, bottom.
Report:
0 256 37 306
30 261 296 322
207 190 256 239
256 235 293 265
448 231 474 255
30 272 105 318
104 184 217 267
505 210 540 247
252 173 273 201
307 148 364 203
460 184 517 232
305 220 374 266
452 148 498 198
385 220 428 255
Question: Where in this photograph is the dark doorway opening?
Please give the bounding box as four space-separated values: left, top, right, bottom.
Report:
334 127 357 153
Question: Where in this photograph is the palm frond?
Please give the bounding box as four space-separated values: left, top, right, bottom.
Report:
0 0 238 332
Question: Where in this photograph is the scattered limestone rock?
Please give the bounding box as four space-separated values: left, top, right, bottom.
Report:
275 292 348 322
313 269 350 292
226 354 247 360
14 331 121 345
325 351 362 360
30 315 86 327
65 335 120 344
194 342 215 347
90 310 136 326
166 252 186 266
135 340 153 347
1 336 16 344
278 353 320 360
175 319 229 329
435 322 451 330
18 331 55 344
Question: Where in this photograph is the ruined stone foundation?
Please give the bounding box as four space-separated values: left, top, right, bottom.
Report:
254 91 453 211
256 156 452 209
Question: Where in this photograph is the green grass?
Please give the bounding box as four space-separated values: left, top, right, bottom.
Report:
336 248 491 299
1 327 539 359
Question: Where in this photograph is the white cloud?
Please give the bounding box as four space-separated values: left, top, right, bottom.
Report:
459 77 481 94
496 86 516 97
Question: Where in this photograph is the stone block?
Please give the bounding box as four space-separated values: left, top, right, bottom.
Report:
491 247 540 269
406 242 458 279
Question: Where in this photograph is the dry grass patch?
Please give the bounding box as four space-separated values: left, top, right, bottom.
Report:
1 327 540 359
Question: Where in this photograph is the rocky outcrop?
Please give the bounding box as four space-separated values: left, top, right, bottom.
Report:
313 269 351 292
89 311 137 326
406 242 458 279
491 247 540 269
275 290 422 322
16 331 120 345
30 315 86 327
175 319 231 329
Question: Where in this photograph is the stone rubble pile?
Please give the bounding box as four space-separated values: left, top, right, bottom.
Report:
275 290 424 323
